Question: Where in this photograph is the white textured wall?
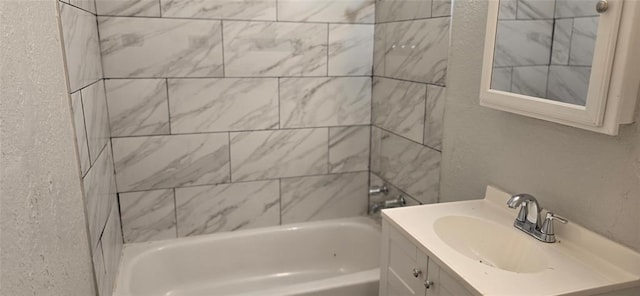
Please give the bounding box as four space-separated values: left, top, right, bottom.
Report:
441 0 640 252
0 0 97 295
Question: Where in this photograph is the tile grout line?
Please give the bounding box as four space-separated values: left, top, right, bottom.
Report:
326 23 330 76
422 84 429 145
102 75 374 80
374 124 441 153
59 0 97 17
227 132 233 182
173 188 178 238
91 14 377 25
221 21 226 77
165 79 172 134
278 179 282 225
374 74 446 87
109 124 372 139
327 127 331 174
114 170 371 195
278 78 281 129
78 91 93 172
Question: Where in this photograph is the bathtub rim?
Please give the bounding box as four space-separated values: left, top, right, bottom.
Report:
113 216 381 295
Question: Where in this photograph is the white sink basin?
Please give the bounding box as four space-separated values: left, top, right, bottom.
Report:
434 215 548 273
381 186 640 296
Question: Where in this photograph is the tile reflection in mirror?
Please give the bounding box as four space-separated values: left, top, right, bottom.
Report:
491 0 599 106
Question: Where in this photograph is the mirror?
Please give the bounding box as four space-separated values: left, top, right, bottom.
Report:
490 0 600 106
480 0 640 136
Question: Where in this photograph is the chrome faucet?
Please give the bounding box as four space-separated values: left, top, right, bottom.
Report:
507 193 542 231
507 193 568 243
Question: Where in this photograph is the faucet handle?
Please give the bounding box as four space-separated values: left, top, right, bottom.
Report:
540 212 568 242
546 212 568 224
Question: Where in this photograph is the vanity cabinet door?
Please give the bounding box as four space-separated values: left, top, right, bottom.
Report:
425 258 473 296
380 221 475 296
381 222 428 296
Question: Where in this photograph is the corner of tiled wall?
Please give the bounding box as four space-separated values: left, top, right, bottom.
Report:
370 0 452 206
95 0 376 245
60 0 453 270
58 1 122 295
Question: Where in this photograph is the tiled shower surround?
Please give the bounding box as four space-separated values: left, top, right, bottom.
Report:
58 0 451 294
371 0 451 205
58 1 122 296
98 0 376 245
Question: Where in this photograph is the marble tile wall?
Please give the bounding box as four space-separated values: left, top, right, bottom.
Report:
491 0 597 105
370 0 450 206
58 2 121 296
97 0 374 243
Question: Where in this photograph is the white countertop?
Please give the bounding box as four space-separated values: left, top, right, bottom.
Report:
381 186 640 296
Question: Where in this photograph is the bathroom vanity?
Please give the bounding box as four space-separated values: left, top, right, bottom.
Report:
379 186 640 296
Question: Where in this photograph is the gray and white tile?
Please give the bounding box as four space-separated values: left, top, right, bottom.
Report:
372 77 426 143
329 126 370 173
101 203 123 296
175 180 279 236
431 0 452 17
328 24 374 76
555 0 599 18
516 0 555 20
547 65 591 106
70 92 90 176
277 0 375 23
120 189 177 243
60 3 102 92
70 0 96 13
281 172 368 224
376 0 432 23
491 67 513 92
280 77 371 128
230 128 328 181
161 0 276 20
424 85 445 150
511 66 549 98
99 17 223 78
83 145 117 250
569 17 598 66
494 19 553 67
96 0 161 16
92 242 107 296
81 80 110 166
385 17 450 84
373 24 386 76
112 134 230 192
168 78 279 133
223 21 327 77
498 0 517 20
105 79 170 137
551 18 573 65
371 127 440 204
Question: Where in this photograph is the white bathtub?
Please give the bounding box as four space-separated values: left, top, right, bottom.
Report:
113 217 381 296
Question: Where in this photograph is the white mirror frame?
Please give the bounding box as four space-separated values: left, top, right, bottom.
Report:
480 0 639 135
